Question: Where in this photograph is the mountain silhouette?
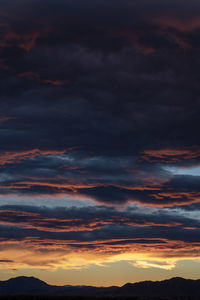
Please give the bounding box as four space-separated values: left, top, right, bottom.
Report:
0 276 200 298
0 276 50 295
120 277 200 297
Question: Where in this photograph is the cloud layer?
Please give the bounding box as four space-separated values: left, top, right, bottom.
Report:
0 0 200 276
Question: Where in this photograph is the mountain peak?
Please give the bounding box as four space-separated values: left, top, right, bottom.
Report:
6 276 48 285
123 277 187 287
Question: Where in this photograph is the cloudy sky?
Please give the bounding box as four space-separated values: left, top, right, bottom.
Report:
0 0 200 286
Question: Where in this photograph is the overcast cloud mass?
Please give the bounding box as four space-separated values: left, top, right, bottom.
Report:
0 0 200 285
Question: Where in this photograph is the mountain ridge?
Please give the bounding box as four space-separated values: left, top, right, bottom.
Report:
0 276 200 297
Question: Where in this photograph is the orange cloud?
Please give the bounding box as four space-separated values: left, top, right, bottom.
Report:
0 209 183 232
0 24 51 51
0 178 199 208
115 30 156 55
153 16 200 33
19 71 69 86
150 191 200 207
1 179 100 190
0 117 16 124
142 147 200 162
0 237 199 271
0 149 70 165
166 31 191 49
149 16 200 49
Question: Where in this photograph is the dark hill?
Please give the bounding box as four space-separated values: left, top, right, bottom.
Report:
120 277 200 297
0 276 51 295
0 276 200 298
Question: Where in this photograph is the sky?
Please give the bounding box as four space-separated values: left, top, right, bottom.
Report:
0 0 200 287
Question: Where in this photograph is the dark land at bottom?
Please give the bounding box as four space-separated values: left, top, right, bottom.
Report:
0 296 199 300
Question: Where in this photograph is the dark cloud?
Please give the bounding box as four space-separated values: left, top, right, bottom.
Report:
0 152 199 206
0 205 199 232
0 204 199 262
0 211 199 247
0 0 200 270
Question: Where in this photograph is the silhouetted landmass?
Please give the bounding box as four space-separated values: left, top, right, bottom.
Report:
0 296 199 300
0 277 200 299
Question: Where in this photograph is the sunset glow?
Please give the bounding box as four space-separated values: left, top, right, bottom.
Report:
0 0 200 287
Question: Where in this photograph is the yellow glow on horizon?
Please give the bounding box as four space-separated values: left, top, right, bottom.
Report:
0 240 200 275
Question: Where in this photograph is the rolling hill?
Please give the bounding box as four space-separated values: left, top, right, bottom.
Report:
0 276 199 298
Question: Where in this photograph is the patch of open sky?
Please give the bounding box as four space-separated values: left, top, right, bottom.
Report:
164 166 200 176
0 196 97 208
127 203 200 220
